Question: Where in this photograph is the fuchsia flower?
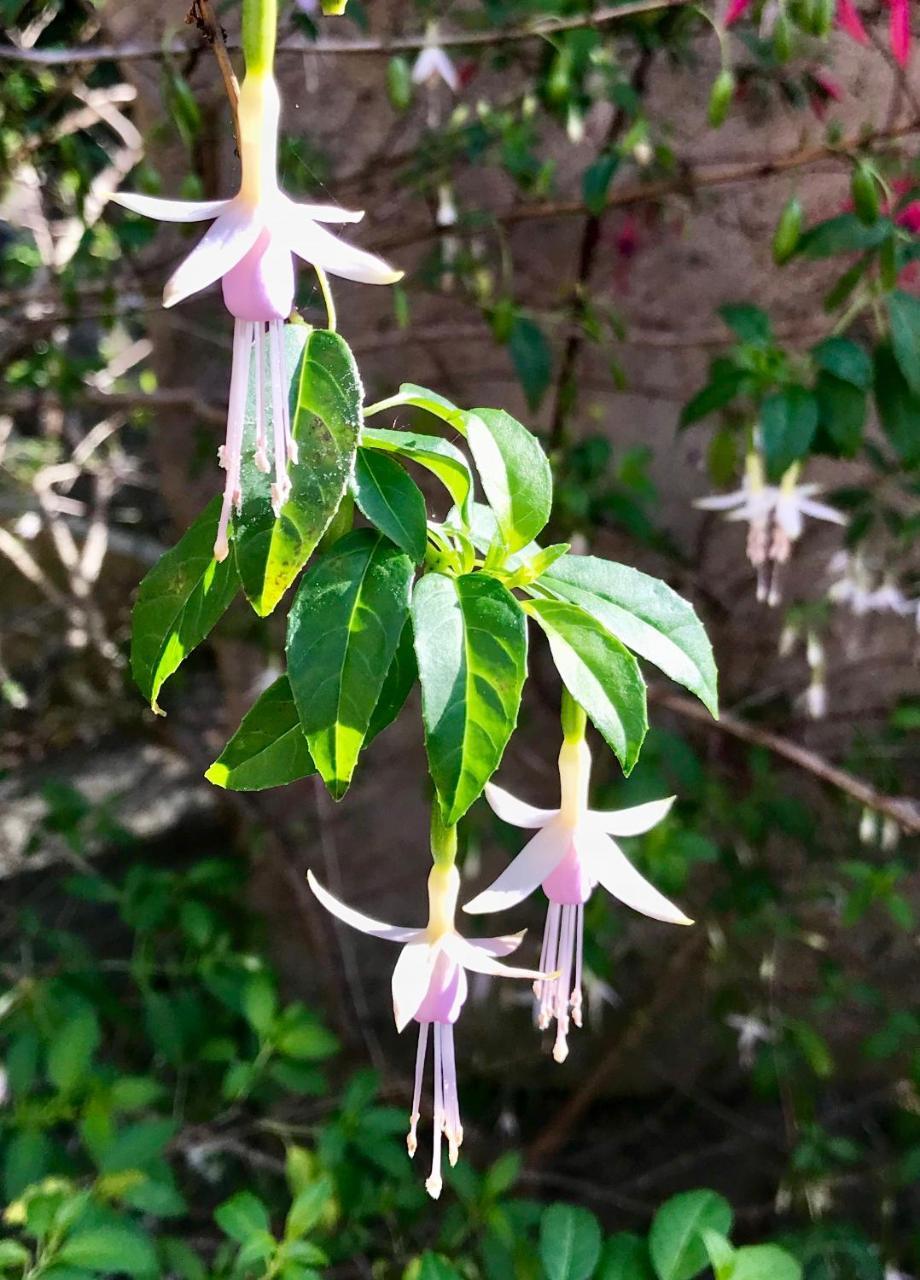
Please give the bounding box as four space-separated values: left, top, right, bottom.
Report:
888 0 911 66
725 0 868 42
112 71 400 560
308 864 549 1198
463 737 689 1064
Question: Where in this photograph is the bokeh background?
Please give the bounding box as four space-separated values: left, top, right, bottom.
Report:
1 1 920 1276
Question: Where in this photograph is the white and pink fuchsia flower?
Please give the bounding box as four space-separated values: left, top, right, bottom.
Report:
112 70 401 561
308 864 550 1199
464 733 691 1064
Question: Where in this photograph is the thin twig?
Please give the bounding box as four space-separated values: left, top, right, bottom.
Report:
649 687 920 834
0 1 693 65
189 0 240 149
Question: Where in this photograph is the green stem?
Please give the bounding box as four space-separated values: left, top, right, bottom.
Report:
430 803 458 869
242 0 277 77
561 686 587 743
315 267 337 332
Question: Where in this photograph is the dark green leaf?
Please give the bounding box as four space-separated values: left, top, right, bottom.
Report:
815 372 866 457
525 597 647 773
648 1190 733 1280
361 426 472 522
98 1119 176 1173
874 343 920 464
412 572 527 824
582 153 619 215
718 304 771 344
58 1228 157 1277
131 497 239 713
214 1191 271 1244
465 408 553 552
812 336 872 389
797 214 892 258
887 290 920 393
367 620 417 741
47 1011 100 1093
539 1204 603 1280
205 676 316 791
541 555 717 716
287 530 413 798
509 316 553 410
760 386 818 481
353 447 428 561
597 1234 655 1280
680 362 746 426
234 327 362 617
3 1131 51 1200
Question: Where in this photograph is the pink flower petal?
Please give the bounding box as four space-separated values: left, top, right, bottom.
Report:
836 0 869 44
445 934 548 981
285 216 402 285
724 0 753 24
162 205 262 308
889 0 910 66
392 941 439 1032
484 781 557 829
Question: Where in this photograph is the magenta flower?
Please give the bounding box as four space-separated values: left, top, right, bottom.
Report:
308 864 548 1198
112 72 401 559
464 737 689 1063
888 0 910 66
725 0 867 43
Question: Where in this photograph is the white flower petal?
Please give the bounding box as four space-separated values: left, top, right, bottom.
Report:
694 489 748 510
797 497 847 525
587 833 693 925
445 933 545 981
464 930 526 958
485 781 557 830
412 46 460 92
462 821 569 915
589 796 675 837
111 191 230 223
295 199 365 225
775 499 804 541
286 217 403 285
392 940 438 1032
307 870 420 941
162 205 262 308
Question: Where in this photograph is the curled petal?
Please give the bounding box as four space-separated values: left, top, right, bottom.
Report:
286 217 403 285
836 0 869 43
163 206 262 308
587 833 693 925
465 930 526 958
392 941 438 1032
462 821 569 915
307 870 421 941
589 796 675 837
445 934 549 982
485 781 557 830
111 191 231 223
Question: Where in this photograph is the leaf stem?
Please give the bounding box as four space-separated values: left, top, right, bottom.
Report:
315 267 337 332
430 802 458 869
560 686 587 743
242 0 277 76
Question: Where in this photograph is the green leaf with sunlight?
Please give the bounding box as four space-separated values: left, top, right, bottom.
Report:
539 1204 602 1280
413 571 527 824
131 496 239 713
361 426 473 521
287 529 413 799
541 555 718 716
234 327 362 617
524 597 647 774
649 1190 733 1280
465 408 553 553
205 675 316 791
352 447 428 561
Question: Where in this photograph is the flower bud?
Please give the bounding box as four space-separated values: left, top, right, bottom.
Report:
387 56 412 111
772 196 803 264
708 68 736 128
851 162 880 224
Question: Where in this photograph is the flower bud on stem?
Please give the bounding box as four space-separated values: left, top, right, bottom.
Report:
560 687 587 745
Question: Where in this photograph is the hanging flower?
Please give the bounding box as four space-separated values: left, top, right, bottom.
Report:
463 736 689 1064
412 27 460 93
725 0 868 42
308 864 548 1199
696 457 846 605
112 71 401 560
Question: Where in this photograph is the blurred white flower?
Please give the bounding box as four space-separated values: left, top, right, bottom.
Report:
412 30 459 93
726 1013 776 1068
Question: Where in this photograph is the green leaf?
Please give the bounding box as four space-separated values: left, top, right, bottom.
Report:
353 447 428 561
648 1190 733 1280
98 1119 176 1173
719 304 771 344
760 387 818 481
731 1245 802 1280
3 1130 50 1199
874 343 920 464
287 530 413 798
541 556 718 716
131 497 239 712
509 316 553 410
701 1229 736 1279
597 1234 655 1280
215 1191 271 1244
465 408 553 553
234 327 362 617
812 336 872 389
0 1242 30 1270
361 426 473 522
205 675 316 791
58 1228 157 1277
815 372 866 457
524 597 648 773
284 1182 331 1239
383 383 470 435
367 619 417 741
418 1255 463 1280
583 153 619 215
539 1204 603 1280
412 572 527 824
887 290 920 393
47 1010 100 1093
680 361 746 426
796 214 892 258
